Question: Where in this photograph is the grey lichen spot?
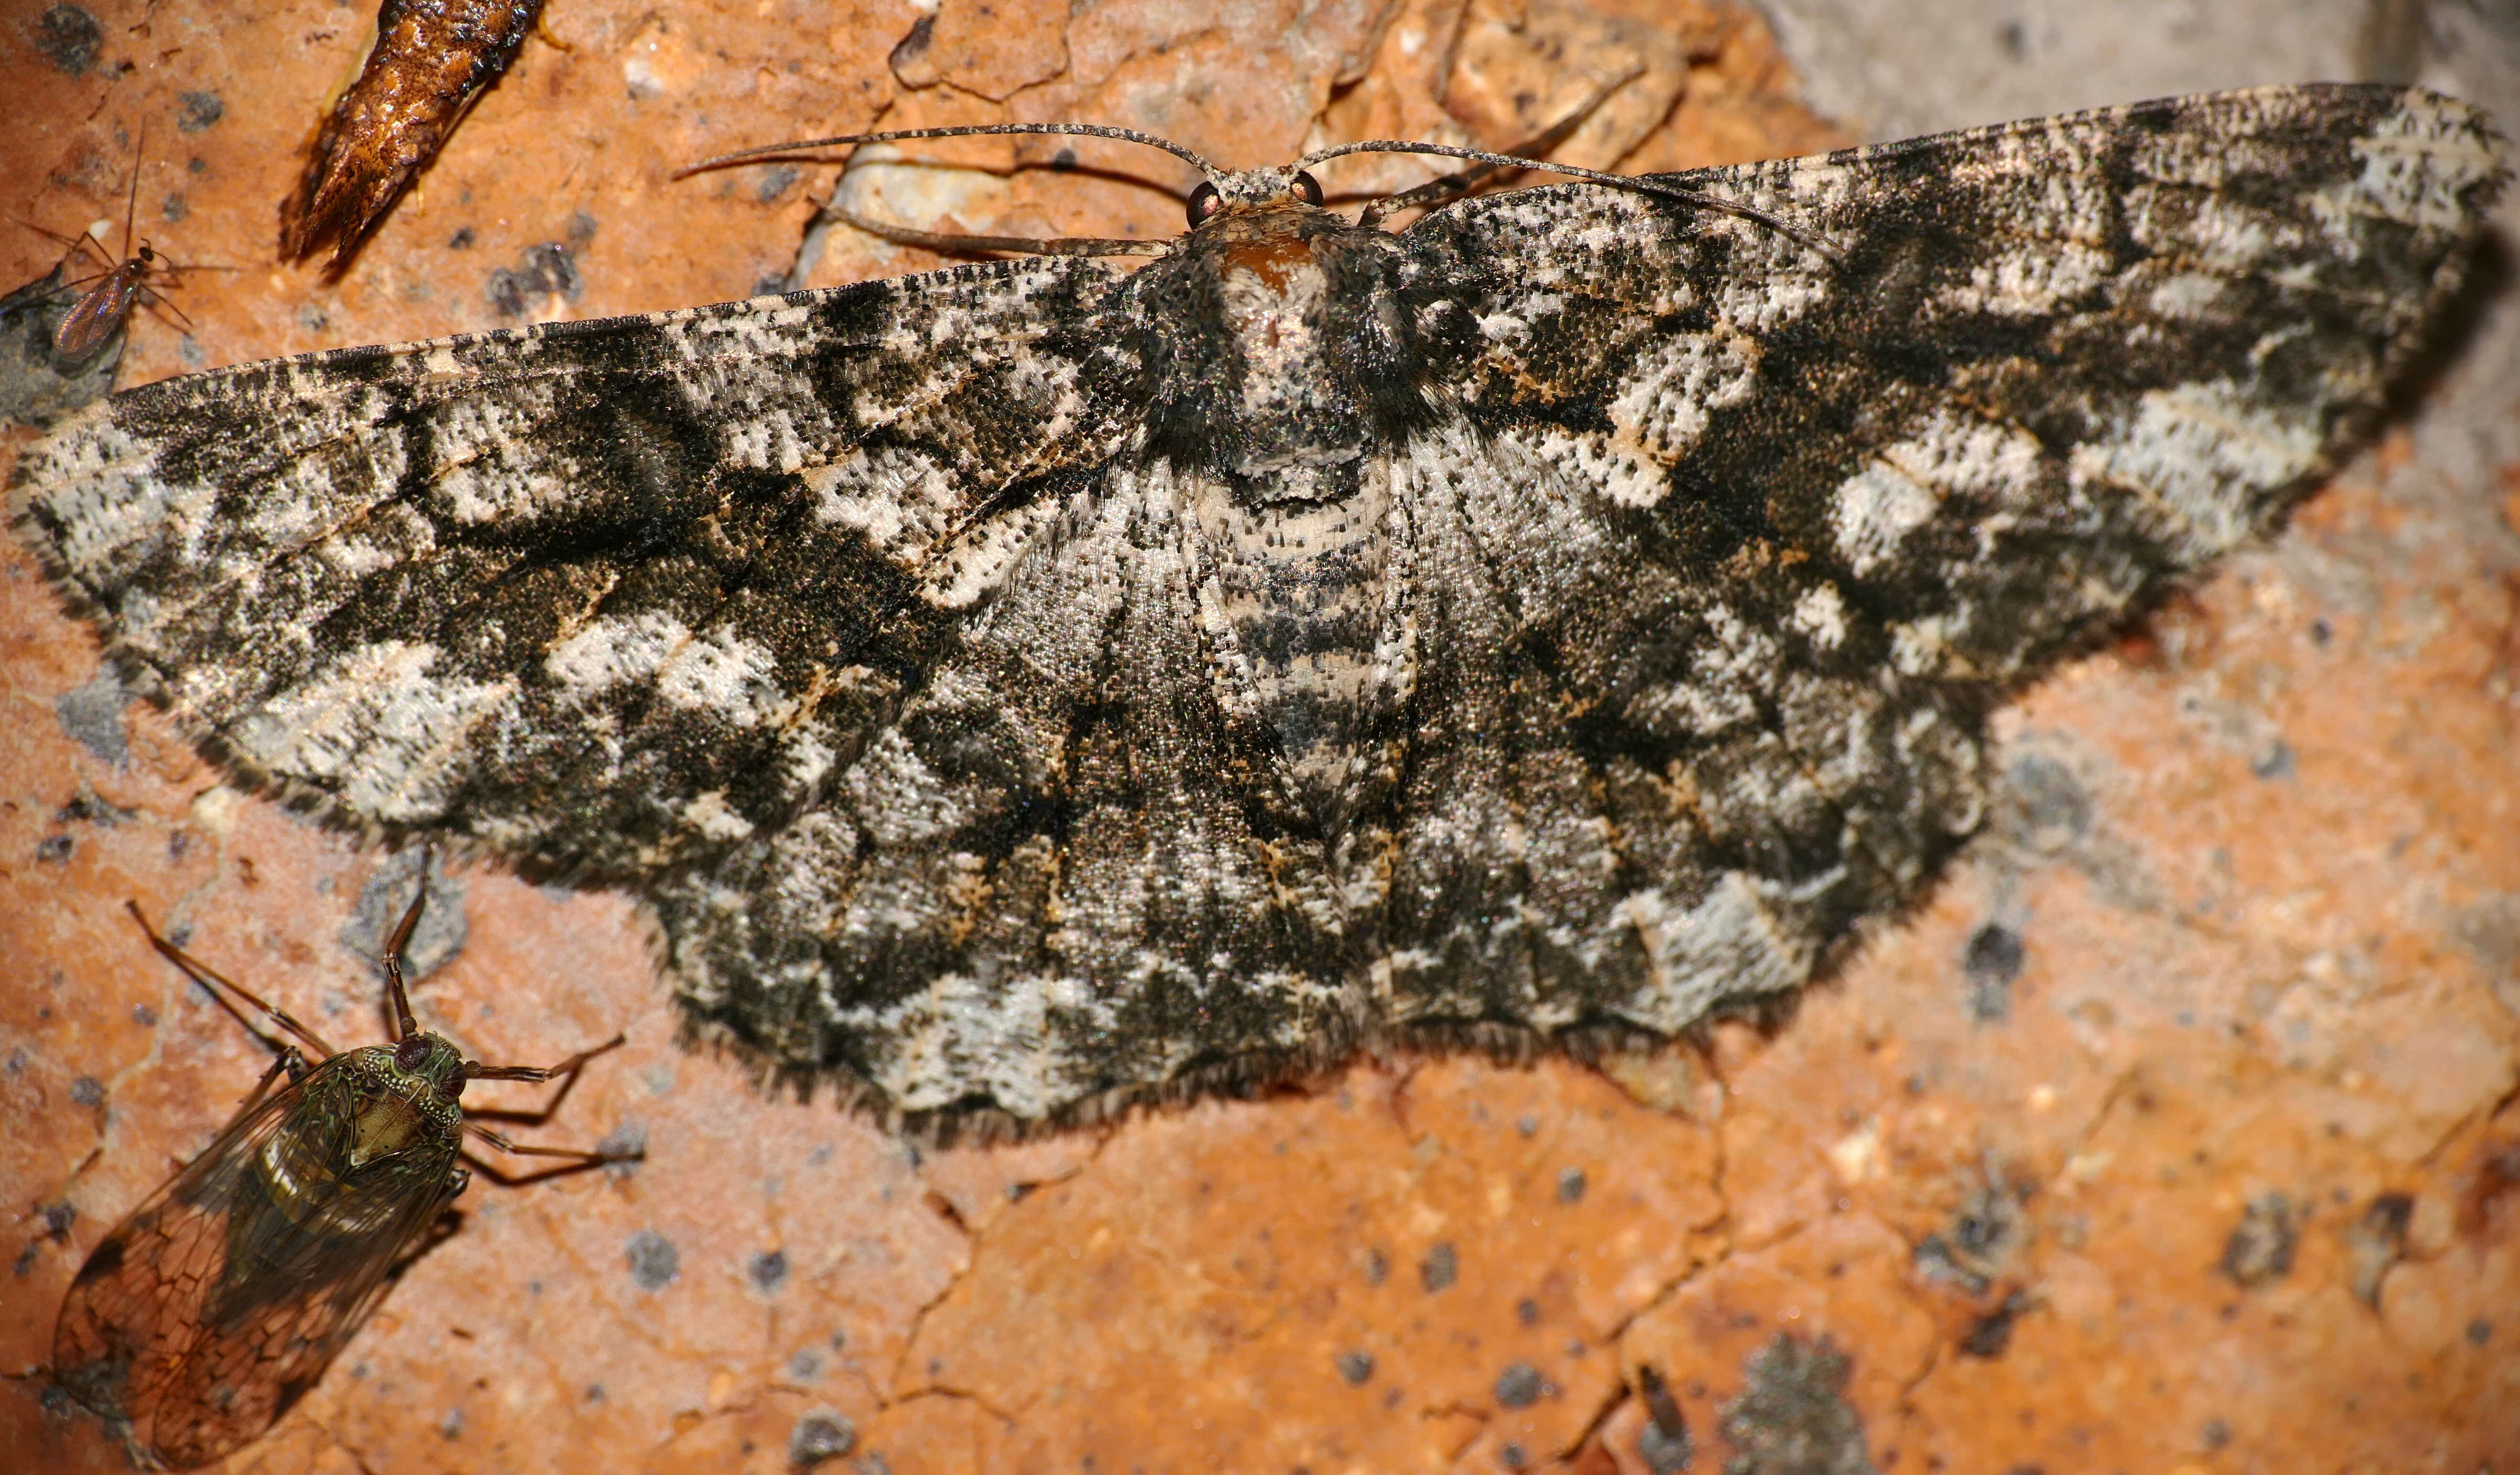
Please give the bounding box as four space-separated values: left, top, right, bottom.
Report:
2250 739 2295 780
68 1075 104 1107
34 5 101 75
1420 1242 1458 1293
1717 1334 1877 1475
1498 1442 1527 1469
175 90 223 132
1363 1248 1390 1285
1495 1362 1548 1408
1913 1174 2029 1296
1335 1350 1374 1385
749 1247 790 1293
788 1410 856 1467
2219 1193 2300 1287
2345 1192 2413 1307
1556 1167 1587 1203
1961 924 2025 1023
35 834 73 865
599 1121 648 1178
438 1407 464 1440
487 243 581 317
789 1348 822 1379
2467 1318 2492 1346
342 849 466 983
2000 752 2094 854
54 671 130 767
624 1228 679 1291
755 165 801 203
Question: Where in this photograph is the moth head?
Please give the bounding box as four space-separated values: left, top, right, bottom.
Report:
1189 168 1328 225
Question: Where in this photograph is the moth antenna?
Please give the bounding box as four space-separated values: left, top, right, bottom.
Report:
677 122 1222 183
1356 66 1643 228
1301 138 1844 262
816 199 1169 259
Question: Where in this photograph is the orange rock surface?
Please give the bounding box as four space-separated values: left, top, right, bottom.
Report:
2 2 2514 1472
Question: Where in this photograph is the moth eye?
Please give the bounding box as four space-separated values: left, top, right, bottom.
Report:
1291 171 1324 207
1187 181 1223 226
393 1036 430 1071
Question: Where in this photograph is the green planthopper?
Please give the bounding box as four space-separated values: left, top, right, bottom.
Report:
52 853 639 1469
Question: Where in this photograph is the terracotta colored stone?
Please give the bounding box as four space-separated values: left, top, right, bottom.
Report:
3 2 2516 1472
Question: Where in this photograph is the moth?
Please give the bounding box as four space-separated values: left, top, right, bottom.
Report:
282 0 547 273
12 84 2505 1138
52 861 634 1470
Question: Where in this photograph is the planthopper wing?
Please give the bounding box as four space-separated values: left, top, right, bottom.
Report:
53 1050 463 1469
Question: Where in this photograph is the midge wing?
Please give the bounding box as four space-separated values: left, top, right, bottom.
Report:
54 1051 459 1470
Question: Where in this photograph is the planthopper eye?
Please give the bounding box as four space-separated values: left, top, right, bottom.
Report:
1291 171 1324 207
1186 180 1223 226
394 1035 430 1071
438 1070 467 1104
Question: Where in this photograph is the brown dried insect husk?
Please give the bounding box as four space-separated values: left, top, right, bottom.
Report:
279 0 545 275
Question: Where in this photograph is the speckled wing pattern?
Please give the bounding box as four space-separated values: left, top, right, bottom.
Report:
52 1052 459 1468
14 84 2504 1130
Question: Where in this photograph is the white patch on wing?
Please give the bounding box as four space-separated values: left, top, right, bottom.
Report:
1621 872 1811 1025
1832 411 2046 575
1791 582 1849 650
1605 333 1759 481
2071 378 2322 556
226 640 516 822
545 610 688 695
654 628 785 723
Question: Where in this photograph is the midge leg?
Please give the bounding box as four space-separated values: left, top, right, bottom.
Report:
123 898 338 1068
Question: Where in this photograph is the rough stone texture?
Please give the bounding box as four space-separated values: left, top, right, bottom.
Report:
0 2 2514 1474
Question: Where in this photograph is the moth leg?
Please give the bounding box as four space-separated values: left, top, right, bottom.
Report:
1359 69 1639 227
123 899 338 1060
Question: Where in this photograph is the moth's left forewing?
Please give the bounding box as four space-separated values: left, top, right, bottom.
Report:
12 259 1142 880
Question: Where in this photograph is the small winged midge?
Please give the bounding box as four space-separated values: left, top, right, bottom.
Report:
50 859 636 1470
9 84 2507 1142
